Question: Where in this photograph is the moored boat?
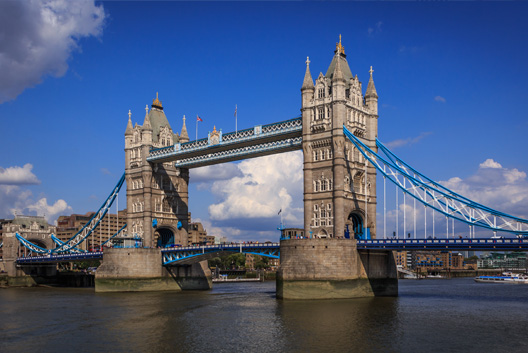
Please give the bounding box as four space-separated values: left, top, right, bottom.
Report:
474 272 528 284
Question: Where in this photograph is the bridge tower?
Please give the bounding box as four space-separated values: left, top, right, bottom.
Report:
301 36 379 239
124 94 190 248
278 37 396 299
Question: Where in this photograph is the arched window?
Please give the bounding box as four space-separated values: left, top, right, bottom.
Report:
321 150 326 160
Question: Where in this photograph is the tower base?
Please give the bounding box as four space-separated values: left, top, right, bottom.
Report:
95 248 212 292
276 239 398 300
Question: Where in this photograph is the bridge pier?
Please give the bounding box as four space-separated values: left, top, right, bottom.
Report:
95 248 212 292
276 239 397 299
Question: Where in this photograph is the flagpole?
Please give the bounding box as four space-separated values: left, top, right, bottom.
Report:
235 104 238 137
196 115 198 140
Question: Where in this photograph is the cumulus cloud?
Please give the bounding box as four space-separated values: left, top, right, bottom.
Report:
0 185 71 224
0 164 40 185
385 132 432 149
441 159 528 218
190 164 243 183
479 159 502 169
0 0 105 103
434 96 446 103
205 152 303 231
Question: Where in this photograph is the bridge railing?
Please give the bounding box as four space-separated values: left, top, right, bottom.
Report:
147 117 302 162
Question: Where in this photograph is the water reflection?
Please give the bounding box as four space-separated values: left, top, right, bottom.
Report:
1 279 528 353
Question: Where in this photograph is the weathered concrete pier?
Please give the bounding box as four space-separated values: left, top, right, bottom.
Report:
277 239 397 299
95 248 211 292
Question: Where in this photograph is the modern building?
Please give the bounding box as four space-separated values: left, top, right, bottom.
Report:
187 221 215 245
477 252 527 270
395 250 470 272
56 210 127 250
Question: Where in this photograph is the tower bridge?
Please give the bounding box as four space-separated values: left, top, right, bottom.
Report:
3 37 528 298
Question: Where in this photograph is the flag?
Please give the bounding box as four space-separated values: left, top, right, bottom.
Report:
278 209 282 215
197 115 203 122
234 105 237 117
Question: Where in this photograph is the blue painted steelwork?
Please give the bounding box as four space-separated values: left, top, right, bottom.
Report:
147 117 302 167
343 126 528 235
16 238 528 265
357 238 528 251
51 234 86 253
162 243 280 265
16 251 103 264
15 173 126 254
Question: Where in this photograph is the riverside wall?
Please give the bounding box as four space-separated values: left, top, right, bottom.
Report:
277 238 398 299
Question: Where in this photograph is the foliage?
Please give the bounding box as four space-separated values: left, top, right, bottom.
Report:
254 256 269 270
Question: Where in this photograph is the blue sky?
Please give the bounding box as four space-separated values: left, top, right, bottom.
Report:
1 1 527 241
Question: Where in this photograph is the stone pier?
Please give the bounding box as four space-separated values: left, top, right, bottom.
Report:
277 238 397 300
95 248 212 292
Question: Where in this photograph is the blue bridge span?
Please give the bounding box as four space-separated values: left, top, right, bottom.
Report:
16 237 528 266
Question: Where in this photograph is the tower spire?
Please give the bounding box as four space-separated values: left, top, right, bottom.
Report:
332 50 345 82
125 109 133 135
142 104 152 130
301 56 314 90
180 115 189 143
365 66 378 98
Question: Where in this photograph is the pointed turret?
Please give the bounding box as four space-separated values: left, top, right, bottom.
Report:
125 110 133 136
302 56 314 90
365 66 378 115
365 66 378 99
142 105 152 131
332 49 346 83
180 115 189 143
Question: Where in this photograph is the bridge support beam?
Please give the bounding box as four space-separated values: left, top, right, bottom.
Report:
276 239 397 299
95 248 212 292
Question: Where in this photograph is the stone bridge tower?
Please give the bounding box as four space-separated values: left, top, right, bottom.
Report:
124 94 190 248
301 37 379 239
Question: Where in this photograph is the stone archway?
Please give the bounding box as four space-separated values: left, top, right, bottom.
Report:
346 212 364 240
316 228 329 238
154 227 175 248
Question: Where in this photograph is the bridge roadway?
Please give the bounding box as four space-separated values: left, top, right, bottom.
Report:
146 117 302 168
14 238 528 266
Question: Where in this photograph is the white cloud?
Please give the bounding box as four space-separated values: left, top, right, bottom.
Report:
190 164 243 183
434 96 446 103
208 151 303 223
25 198 72 223
0 0 105 103
479 159 502 169
0 164 41 185
194 152 303 241
385 132 432 149
440 160 528 218
0 185 71 224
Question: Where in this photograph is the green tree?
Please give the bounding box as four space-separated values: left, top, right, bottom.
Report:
208 257 222 269
255 256 269 270
223 253 246 269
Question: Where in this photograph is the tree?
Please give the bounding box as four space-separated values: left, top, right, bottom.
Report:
255 256 269 270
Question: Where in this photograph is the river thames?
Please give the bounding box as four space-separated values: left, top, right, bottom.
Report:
1 278 527 353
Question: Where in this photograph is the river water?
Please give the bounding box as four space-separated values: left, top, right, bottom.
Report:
0 278 527 353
